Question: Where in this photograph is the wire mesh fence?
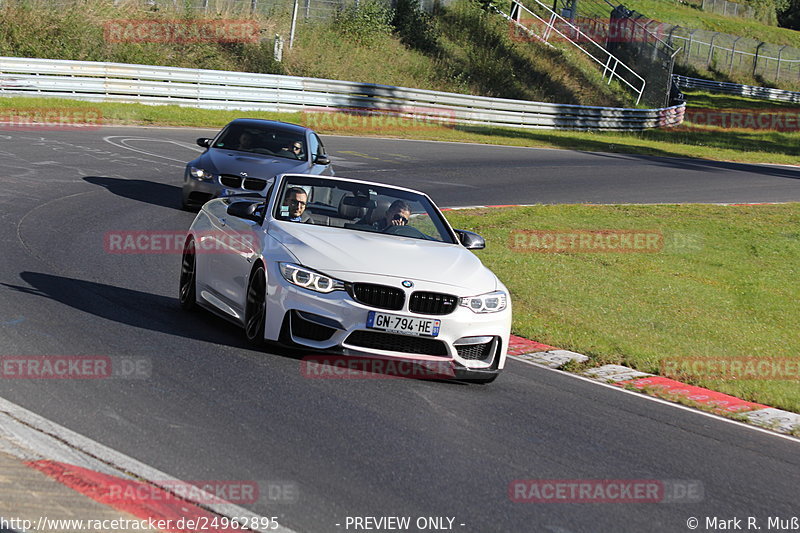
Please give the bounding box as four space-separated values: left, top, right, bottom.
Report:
700 0 753 19
657 26 800 87
561 0 799 88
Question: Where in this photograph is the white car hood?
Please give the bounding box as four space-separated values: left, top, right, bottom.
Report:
270 222 497 293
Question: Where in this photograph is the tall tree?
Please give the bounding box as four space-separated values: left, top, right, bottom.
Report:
776 0 800 29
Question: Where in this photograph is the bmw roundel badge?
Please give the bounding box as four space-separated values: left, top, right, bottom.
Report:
402 280 413 288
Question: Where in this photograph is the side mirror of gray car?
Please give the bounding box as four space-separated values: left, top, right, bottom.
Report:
227 201 262 223
314 154 331 166
455 229 485 250
197 138 213 148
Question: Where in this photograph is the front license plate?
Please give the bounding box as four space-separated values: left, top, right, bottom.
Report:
366 311 441 337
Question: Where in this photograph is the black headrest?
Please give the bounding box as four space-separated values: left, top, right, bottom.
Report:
339 193 369 219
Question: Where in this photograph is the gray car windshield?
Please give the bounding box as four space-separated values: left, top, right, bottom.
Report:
214 125 306 161
274 176 456 244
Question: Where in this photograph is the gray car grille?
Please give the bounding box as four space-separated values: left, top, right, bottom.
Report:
219 175 268 191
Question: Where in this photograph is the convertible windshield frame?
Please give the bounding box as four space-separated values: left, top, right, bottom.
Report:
271 175 459 245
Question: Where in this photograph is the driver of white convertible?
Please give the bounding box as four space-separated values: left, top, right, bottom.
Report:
373 200 411 231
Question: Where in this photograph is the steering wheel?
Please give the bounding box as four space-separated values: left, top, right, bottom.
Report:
383 225 427 239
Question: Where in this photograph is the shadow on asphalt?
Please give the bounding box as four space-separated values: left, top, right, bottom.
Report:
456 125 800 179
579 151 800 179
2 271 282 356
83 176 183 210
3 272 472 384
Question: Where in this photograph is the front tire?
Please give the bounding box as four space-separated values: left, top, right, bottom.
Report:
179 239 197 310
245 264 267 346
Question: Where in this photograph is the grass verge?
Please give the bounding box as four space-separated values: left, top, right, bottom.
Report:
2 96 797 166
444 203 800 413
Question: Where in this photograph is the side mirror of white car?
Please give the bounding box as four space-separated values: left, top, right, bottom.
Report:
455 229 485 250
227 201 263 223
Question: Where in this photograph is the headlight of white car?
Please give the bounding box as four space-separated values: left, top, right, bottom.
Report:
459 290 508 313
279 263 345 294
189 166 215 181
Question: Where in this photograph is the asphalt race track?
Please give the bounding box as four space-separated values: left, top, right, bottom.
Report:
1 127 798 532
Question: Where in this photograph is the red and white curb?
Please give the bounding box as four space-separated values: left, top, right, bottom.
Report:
507 335 800 436
0 397 294 533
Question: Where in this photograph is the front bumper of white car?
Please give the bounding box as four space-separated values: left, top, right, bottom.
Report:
263 264 511 372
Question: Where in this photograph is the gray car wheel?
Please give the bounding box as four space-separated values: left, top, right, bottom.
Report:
245 265 267 345
179 239 196 310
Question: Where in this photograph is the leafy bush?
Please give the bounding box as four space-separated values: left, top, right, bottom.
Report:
334 0 394 46
392 0 439 53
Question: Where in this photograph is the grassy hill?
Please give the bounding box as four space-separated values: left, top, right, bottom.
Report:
0 0 634 107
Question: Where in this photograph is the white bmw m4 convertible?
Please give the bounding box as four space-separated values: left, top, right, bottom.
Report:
179 174 512 382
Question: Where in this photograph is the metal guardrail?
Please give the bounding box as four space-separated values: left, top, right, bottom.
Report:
673 74 800 104
0 56 685 130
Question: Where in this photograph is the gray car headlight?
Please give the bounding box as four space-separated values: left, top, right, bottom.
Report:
459 290 507 313
279 263 345 294
189 166 215 181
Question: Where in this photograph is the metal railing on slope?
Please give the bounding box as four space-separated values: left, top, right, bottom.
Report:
505 0 646 105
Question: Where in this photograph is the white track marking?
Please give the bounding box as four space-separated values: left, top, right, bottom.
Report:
103 136 201 163
508 356 800 444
